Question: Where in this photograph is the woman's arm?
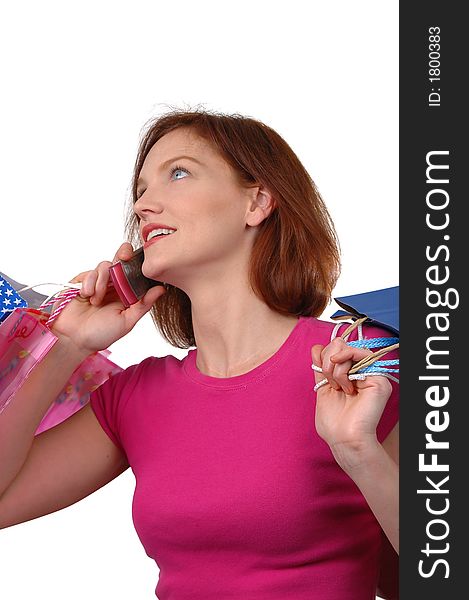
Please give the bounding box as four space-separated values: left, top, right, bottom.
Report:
331 424 399 553
378 424 399 599
311 340 399 554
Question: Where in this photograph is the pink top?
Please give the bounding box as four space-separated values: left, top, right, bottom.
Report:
90 316 399 599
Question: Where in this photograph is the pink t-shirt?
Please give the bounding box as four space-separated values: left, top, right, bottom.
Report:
90 316 399 599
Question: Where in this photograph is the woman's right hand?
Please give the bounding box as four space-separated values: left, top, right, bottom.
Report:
49 242 167 355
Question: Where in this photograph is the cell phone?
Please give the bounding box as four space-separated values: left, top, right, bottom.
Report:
108 246 165 307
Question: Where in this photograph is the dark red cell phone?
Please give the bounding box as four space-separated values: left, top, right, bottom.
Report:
108 247 165 307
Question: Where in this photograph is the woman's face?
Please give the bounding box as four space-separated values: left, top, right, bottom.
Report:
134 127 260 290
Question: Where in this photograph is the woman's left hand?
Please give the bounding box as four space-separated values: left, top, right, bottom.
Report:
311 338 393 461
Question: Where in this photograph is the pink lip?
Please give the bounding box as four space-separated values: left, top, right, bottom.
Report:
143 232 175 249
141 223 177 242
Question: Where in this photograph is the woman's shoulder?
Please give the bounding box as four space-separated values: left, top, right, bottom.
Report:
301 315 398 343
105 352 183 390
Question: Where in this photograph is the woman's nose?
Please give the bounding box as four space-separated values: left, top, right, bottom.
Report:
134 192 163 221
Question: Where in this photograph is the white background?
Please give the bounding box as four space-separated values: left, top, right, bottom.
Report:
0 1 398 598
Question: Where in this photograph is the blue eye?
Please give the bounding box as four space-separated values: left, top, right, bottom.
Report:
170 164 190 180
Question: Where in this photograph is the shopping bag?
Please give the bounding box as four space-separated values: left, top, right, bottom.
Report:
308 285 400 392
35 347 122 435
330 285 399 335
0 308 57 415
0 272 29 322
0 306 122 435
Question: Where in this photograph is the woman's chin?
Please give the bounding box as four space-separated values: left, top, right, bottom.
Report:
142 261 162 279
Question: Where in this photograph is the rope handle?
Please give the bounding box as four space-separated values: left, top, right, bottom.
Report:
16 283 83 328
312 317 400 392
40 288 82 327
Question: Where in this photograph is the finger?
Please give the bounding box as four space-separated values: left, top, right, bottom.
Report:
141 284 167 306
328 344 373 393
320 339 347 390
330 345 374 364
330 360 355 395
112 242 134 264
329 345 374 394
311 344 327 386
80 270 98 299
123 285 167 327
92 261 114 305
69 272 87 284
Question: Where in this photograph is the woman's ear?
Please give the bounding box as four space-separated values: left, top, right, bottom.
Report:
245 185 276 227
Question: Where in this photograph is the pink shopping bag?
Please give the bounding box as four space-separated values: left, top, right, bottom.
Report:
0 307 122 434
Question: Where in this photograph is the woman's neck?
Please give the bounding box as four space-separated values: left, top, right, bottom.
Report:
192 299 299 378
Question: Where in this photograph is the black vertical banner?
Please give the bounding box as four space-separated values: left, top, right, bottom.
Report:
400 2 465 598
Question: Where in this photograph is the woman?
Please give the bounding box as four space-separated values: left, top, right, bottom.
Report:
0 109 398 599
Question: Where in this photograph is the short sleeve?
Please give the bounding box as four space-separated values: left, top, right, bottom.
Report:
89 361 144 455
338 322 400 443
